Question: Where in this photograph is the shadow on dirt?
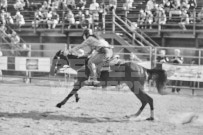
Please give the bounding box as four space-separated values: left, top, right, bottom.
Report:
0 111 130 123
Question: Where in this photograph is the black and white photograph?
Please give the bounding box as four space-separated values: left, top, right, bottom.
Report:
0 0 203 134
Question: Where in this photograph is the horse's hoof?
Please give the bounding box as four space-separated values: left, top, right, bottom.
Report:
76 97 80 103
56 103 62 108
146 117 154 121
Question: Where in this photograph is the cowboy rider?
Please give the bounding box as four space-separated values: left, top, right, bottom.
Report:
69 32 113 85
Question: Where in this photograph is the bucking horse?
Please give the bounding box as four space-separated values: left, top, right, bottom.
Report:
50 50 167 120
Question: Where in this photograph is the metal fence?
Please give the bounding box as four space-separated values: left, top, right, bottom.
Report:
0 44 203 92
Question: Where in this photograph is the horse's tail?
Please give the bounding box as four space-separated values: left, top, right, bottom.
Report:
147 68 167 95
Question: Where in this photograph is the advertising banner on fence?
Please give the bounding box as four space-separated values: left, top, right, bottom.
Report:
162 63 203 82
15 57 50 72
0 57 8 70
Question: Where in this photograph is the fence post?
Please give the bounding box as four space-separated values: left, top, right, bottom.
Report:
34 12 36 33
26 44 32 84
193 9 196 36
62 11 65 33
112 10 115 33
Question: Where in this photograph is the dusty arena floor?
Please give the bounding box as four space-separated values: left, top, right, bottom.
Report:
0 80 203 135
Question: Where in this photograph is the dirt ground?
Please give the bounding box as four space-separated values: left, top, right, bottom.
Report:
0 81 203 135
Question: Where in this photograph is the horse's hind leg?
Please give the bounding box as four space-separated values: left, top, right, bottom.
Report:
56 81 83 108
132 89 154 120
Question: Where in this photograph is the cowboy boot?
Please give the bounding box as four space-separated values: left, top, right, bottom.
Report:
92 68 100 85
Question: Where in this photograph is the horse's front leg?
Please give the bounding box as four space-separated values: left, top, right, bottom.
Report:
56 81 84 108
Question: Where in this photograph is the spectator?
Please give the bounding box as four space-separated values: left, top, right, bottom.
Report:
89 0 99 30
180 0 190 11
64 9 75 29
109 0 117 11
137 9 146 28
14 0 26 10
51 0 60 10
169 0 181 20
123 0 133 13
46 10 53 29
171 49 183 93
40 8 49 28
156 49 169 69
13 11 25 30
198 7 203 23
76 0 86 10
159 9 167 25
145 10 153 29
146 0 154 11
188 0 197 11
5 12 14 25
179 10 189 30
48 11 59 29
0 9 7 25
64 0 75 10
163 0 172 13
0 0 7 10
98 1 106 30
7 30 20 46
32 8 43 28
75 10 85 28
41 1 50 11
84 10 92 28
89 0 99 12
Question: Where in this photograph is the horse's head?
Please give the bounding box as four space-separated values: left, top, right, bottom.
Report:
50 50 89 76
50 50 69 76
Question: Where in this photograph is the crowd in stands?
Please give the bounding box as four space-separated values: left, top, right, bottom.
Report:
137 0 199 30
0 0 203 33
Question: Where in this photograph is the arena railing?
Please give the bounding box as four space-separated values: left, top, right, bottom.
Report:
154 47 203 95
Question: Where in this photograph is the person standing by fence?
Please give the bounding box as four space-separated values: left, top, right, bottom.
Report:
171 49 184 93
156 49 169 69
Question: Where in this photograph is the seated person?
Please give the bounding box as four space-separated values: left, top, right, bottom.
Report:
14 0 26 10
32 8 43 28
41 1 50 11
188 0 197 11
75 10 85 28
158 10 167 25
137 9 146 28
163 0 172 13
179 10 189 30
169 0 181 20
180 0 190 11
146 0 154 11
47 11 59 29
76 0 86 10
145 10 153 29
84 10 92 28
5 12 14 25
63 0 75 10
13 11 25 30
64 10 75 29
7 30 20 45
51 0 60 10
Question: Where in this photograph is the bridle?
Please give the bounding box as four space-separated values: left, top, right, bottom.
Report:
53 54 70 76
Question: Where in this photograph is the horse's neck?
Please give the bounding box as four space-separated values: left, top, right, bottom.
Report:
67 55 88 71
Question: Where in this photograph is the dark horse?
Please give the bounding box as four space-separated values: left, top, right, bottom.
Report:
50 50 167 120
